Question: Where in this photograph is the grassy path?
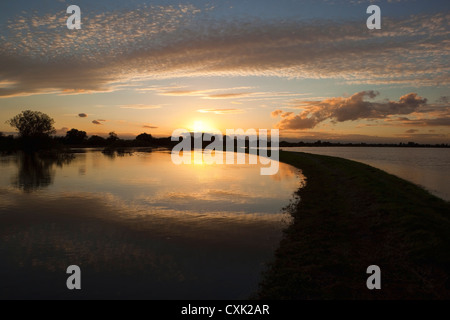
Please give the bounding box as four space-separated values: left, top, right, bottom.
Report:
258 151 450 299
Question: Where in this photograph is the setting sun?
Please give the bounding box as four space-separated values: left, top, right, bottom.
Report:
191 120 215 133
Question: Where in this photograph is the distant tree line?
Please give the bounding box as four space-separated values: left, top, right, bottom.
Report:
1 110 175 153
2 110 448 154
279 140 450 148
54 129 174 148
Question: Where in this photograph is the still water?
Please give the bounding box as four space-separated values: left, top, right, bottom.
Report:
0 149 303 299
284 147 450 201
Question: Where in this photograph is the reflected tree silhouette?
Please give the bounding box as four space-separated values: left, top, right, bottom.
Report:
13 153 75 192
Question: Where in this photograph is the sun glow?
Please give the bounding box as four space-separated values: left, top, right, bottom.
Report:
191 120 216 133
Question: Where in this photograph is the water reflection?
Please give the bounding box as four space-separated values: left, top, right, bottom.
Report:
0 150 303 299
12 153 74 193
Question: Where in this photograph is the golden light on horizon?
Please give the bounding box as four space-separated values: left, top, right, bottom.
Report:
190 120 216 133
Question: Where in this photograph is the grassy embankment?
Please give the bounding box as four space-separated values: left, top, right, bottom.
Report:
258 151 450 299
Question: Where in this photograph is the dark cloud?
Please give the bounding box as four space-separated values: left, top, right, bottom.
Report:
402 118 450 127
78 113 88 118
143 125 158 129
406 129 419 134
92 120 102 125
437 96 450 104
274 92 428 130
423 118 450 126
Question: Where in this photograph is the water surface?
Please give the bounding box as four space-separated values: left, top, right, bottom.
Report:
284 147 450 201
0 149 303 299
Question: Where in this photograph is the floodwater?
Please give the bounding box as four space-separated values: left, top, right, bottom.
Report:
284 147 450 201
0 149 303 299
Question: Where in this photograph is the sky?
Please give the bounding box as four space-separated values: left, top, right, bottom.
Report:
0 0 449 143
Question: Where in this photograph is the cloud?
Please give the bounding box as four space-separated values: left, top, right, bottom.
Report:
271 110 284 118
143 125 158 129
400 118 450 127
55 127 69 136
274 92 429 130
197 108 244 115
157 87 307 101
119 104 162 110
157 87 256 99
406 129 419 134
160 90 205 96
78 113 88 118
92 120 106 125
437 96 450 104
205 93 253 99
0 9 448 97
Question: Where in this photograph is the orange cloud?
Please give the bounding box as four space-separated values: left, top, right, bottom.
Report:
205 93 253 99
271 110 283 118
274 92 429 130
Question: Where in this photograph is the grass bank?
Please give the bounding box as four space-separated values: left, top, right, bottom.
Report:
258 151 450 299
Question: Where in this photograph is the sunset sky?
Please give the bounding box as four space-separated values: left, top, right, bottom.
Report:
0 0 448 143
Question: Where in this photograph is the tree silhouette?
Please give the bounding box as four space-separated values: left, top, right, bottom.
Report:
107 132 119 143
65 129 87 145
7 110 56 152
7 110 55 138
87 135 106 146
136 133 153 143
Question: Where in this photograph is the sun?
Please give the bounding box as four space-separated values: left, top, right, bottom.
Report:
191 120 212 133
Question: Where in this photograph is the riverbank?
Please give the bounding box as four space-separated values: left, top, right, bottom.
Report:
258 151 450 299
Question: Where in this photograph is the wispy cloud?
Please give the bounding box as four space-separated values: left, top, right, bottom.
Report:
157 86 308 101
204 93 253 99
399 118 450 127
157 86 256 99
0 7 448 97
119 104 162 110
197 108 245 115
